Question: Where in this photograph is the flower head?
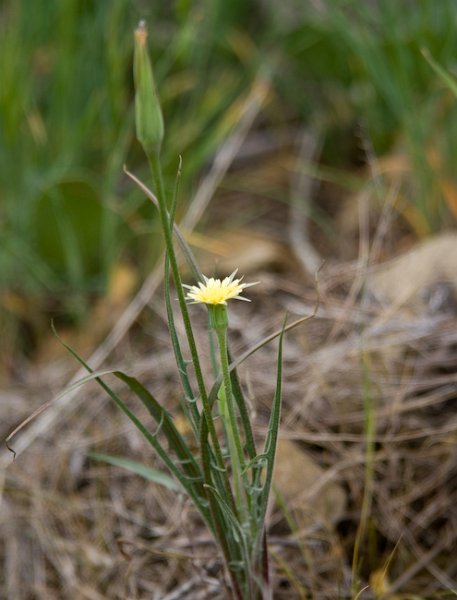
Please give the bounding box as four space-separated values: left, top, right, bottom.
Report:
184 270 258 306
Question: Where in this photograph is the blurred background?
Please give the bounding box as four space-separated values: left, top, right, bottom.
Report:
2 1 457 598
2 0 457 369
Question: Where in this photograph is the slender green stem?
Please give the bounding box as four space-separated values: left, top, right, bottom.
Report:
164 157 200 431
147 156 236 513
217 383 243 511
214 323 249 523
200 418 244 600
164 255 200 433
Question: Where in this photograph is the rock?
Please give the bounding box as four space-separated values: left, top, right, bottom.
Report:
273 439 346 529
369 233 457 315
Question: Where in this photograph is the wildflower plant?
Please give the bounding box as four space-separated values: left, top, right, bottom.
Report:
65 21 311 599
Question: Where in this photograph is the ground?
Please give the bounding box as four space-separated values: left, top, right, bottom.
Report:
1 135 457 599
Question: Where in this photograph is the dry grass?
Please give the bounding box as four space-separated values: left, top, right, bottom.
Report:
2 157 457 599
2 267 457 598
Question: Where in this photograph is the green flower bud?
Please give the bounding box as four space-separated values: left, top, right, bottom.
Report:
134 21 164 158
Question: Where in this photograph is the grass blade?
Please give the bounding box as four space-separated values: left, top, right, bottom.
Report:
56 335 211 524
89 453 180 492
228 348 256 462
123 166 203 281
163 157 200 432
113 372 203 484
147 156 232 510
199 417 244 600
423 48 457 99
253 318 286 550
165 254 201 433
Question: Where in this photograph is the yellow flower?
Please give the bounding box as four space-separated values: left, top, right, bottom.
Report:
184 270 258 306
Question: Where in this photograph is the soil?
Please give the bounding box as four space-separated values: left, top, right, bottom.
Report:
1 141 457 599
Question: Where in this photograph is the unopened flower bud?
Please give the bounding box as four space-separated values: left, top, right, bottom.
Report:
134 21 164 157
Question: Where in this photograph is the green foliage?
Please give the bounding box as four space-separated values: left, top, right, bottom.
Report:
34 181 105 281
59 26 294 596
0 0 260 349
66 195 288 596
89 453 180 492
0 0 133 327
6 2 457 593
271 0 457 230
3 0 457 354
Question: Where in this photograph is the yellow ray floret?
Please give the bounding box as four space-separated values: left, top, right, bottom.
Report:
183 270 258 306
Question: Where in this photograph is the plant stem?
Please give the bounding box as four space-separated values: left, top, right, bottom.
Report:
147 155 237 512
149 162 215 437
214 322 249 524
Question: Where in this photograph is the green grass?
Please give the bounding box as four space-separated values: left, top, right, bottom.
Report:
0 0 133 316
3 3 457 594
2 0 457 354
0 0 262 353
273 0 457 232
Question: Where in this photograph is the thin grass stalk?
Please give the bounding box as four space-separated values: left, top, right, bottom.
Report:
113 372 203 484
123 167 203 282
163 158 200 433
214 323 249 521
164 256 200 434
60 341 213 527
200 417 244 600
252 320 286 578
149 154 240 570
227 347 257 462
147 155 236 512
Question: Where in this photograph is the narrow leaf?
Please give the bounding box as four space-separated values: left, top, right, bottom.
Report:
90 453 180 491
165 258 200 432
254 318 286 548
113 371 202 484
124 167 203 283
228 347 256 462
199 416 235 567
56 335 211 523
423 48 457 99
